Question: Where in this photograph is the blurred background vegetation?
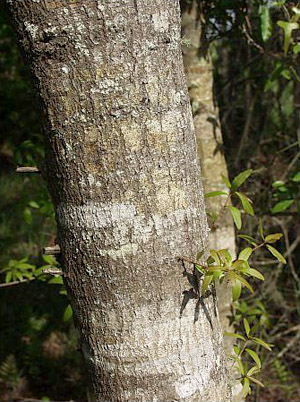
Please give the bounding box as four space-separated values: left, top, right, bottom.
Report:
0 1 299 401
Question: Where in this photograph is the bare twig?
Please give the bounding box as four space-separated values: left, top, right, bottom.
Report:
0 278 35 288
43 267 63 276
43 244 61 255
15 166 40 173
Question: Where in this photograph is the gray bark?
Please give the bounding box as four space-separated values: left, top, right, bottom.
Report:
7 1 231 401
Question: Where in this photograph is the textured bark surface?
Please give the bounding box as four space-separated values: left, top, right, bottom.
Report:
181 4 242 400
7 1 231 401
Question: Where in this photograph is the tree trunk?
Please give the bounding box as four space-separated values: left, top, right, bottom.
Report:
181 3 242 400
7 1 231 401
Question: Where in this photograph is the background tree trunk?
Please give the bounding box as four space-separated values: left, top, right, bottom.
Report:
7 1 231 401
181 3 242 400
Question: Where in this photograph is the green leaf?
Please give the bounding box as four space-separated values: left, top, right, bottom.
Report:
271 1 287 7
265 233 283 243
242 377 251 397
277 21 299 55
235 192 254 216
272 180 285 188
202 274 213 294
238 247 253 261
195 264 205 274
291 171 300 182
16 263 34 270
205 191 228 198
232 279 242 301
48 276 64 285
219 249 232 264
247 366 261 377
23 207 32 225
271 199 294 214
259 218 265 240
212 270 223 280
63 304 73 322
233 345 241 355
229 206 242 230
60 289 68 295
248 376 265 387
246 348 262 368
244 318 250 337
266 245 286 264
232 169 253 190
210 249 221 265
15 272 23 282
5 271 12 283
196 250 204 261
221 174 231 188
231 272 254 293
238 234 258 246
259 5 273 42
231 259 246 270
252 337 273 351
247 268 265 281
43 255 56 265
224 332 246 341
206 265 227 272
28 200 40 209
237 358 245 375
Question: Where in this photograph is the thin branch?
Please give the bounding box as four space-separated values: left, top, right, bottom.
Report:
0 278 35 288
15 166 40 173
43 244 61 255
